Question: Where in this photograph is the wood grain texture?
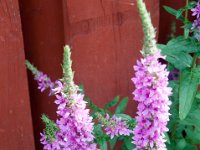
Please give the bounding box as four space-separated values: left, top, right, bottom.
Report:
19 0 159 149
0 0 35 149
63 0 159 116
19 0 65 149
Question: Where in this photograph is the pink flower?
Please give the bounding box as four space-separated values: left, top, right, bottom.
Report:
132 51 171 149
104 114 133 139
52 81 64 94
40 81 98 150
34 72 54 94
192 2 200 18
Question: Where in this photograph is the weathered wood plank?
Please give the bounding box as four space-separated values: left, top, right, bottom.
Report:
19 0 65 149
0 0 35 149
63 0 159 116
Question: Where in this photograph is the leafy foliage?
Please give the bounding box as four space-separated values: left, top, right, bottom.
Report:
41 114 59 142
159 1 200 148
80 85 135 150
179 68 200 120
26 0 200 149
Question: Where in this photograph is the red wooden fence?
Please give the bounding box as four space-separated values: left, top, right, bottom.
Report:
0 0 186 149
0 0 35 149
20 0 159 149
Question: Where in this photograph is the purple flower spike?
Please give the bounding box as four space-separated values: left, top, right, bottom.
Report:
40 81 98 150
34 72 54 93
132 51 172 150
52 81 64 94
192 18 200 30
191 2 200 40
104 114 132 139
192 2 200 18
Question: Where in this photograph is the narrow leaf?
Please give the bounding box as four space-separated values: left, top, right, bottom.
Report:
163 6 184 20
99 138 107 150
115 97 128 114
164 132 171 144
109 137 118 150
124 136 135 150
179 69 200 120
104 96 119 109
162 51 193 70
115 114 132 121
163 36 200 54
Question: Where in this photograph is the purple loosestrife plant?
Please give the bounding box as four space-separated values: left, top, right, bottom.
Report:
26 61 55 94
132 0 172 149
192 2 200 18
95 112 132 139
25 0 200 149
35 72 54 93
41 92 97 150
191 1 200 39
132 52 172 149
26 46 97 150
159 1 200 148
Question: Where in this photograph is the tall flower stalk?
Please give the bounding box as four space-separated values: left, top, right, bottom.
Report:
27 46 97 150
26 61 55 94
132 0 172 149
95 112 132 139
191 1 200 39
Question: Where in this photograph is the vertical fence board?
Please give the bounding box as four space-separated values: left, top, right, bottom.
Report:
19 0 65 149
63 0 159 115
19 0 159 149
0 0 35 149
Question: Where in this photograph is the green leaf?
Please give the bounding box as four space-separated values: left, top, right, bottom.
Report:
196 52 200 59
157 44 166 50
109 137 118 150
185 1 197 9
159 37 200 70
163 6 177 16
164 132 171 144
163 6 184 21
115 97 128 114
185 126 200 144
115 114 132 121
176 8 184 19
163 51 193 70
94 124 104 137
179 69 200 120
85 96 104 114
183 144 196 150
124 136 135 149
195 91 200 99
181 109 200 129
184 28 190 39
79 84 84 94
104 96 119 109
163 37 200 54
99 138 107 150
41 114 59 142
176 139 186 150
94 124 110 149
183 22 192 30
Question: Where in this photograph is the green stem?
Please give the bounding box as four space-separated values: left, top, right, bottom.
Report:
185 0 189 21
62 45 77 95
184 0 189 39
192 54 197 69
136 0 158 56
